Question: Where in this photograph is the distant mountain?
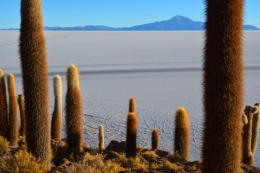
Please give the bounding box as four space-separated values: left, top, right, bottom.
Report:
2 15 259 31
120 15 204 31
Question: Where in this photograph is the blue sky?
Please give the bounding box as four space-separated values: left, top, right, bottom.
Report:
0 0 259 29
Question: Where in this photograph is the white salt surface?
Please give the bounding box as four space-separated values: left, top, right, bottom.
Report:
0 31 260 164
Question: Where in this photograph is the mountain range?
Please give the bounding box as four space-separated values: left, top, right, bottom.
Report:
4 15 260 31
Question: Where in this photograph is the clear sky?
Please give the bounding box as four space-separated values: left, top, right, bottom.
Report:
0 0 259 29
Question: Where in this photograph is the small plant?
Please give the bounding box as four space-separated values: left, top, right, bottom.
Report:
174 107 190 162
0 136 10 154
152 128 159 150
0 149 48 173
98 125 104 151
0 69 8 139
126 112 138 158
65 152 124 173
7 74 18 147
117 154 148 169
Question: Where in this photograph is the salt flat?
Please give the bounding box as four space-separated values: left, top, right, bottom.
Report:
0 31 260 164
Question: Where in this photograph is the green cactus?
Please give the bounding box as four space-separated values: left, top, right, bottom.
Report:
129 97 136 113
174 107 190 162
202 0 244 172
18 94 26 137
126 112 138 158
7 74 18 147
98 125 104 151
0 69 8 139
151 128 159 150
19 0 51 164
51 75 63 141
65 64 84 153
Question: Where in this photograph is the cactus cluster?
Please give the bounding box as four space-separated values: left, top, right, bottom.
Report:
242 103 260 165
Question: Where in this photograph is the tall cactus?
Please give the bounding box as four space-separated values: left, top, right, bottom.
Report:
126 112 138 158
7 74 18 147
51 75 63 141
0 69 8 139
65 64 84 153
129 97 136 113
18 94 26 137
151 128 159 150
202 0 244 172
98 125 104 151
19 0 50 163
174 107 190 162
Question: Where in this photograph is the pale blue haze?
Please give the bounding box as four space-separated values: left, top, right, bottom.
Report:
0 0 259 29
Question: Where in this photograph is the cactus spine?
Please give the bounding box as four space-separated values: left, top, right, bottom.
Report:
51 75 63 141
98 125 104 151
174 107 190 162
151 128 159 150
65 64 84 153
126 112 138 158
7 74 18 147
202 0 244 172
18 94 26 137
19 0 50 163
0 69 8 139
129 97 136 113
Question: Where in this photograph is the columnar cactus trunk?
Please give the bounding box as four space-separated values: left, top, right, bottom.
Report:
7 74 19 147
251 103 259 155
18 94 26 137
129 97 136 113
126 112 138 158
242 106 253 165
65 64 84 153
174 107 190 162
0 69 8 139
202 0 244 172
151 128 159 150
19 0 50 163
51 75 63 141
98 125 104 151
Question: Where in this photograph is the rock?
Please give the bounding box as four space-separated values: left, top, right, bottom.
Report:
105 140 126 153
156 149 172 158
104 151 120 161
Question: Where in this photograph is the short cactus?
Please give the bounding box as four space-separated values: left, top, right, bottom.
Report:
129 97 136 113
174 107 190 162
98 125 104 151
0 69 8 139
251 103 259 155
126 112 138 158
7 74 18 147
242 104 260 166
65 64 84 153
151 128 159 150
51 75 63 141
18 94 26 137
